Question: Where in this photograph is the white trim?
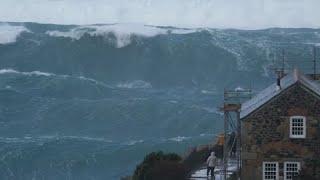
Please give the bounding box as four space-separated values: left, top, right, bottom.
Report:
289 116 306 139
263 162 279 180
284 162 301 180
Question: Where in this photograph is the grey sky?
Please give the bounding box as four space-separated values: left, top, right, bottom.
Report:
0 0 319 29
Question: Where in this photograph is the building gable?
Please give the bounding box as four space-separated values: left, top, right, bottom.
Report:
241 70 320 119
241 78 320 180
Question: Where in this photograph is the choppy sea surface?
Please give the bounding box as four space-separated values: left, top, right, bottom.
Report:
0 22 319 179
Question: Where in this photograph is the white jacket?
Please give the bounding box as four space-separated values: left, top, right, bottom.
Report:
206 152 217 167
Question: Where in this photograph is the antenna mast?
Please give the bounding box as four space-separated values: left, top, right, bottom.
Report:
313 46 317 80
274 49 286 79
281 49 285 78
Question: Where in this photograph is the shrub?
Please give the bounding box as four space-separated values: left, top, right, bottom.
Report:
132 151 187 180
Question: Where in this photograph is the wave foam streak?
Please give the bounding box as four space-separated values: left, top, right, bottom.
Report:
0 24 30 44
0 68 112 89
46 24 197 48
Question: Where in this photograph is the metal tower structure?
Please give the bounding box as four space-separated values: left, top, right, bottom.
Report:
271 47 320 80
221 88 252 180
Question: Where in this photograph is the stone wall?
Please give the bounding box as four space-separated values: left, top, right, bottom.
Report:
241 83 320 180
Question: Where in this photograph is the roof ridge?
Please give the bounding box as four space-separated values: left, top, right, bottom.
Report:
240 71 320 119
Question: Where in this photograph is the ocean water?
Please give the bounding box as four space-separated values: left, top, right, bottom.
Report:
0 22 319 180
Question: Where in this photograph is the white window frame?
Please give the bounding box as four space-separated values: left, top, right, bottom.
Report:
284 162 301 180
290 116 306 139
263 162 279 180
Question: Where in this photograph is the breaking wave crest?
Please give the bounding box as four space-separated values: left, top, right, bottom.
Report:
0 23 30 44
46 24 197 48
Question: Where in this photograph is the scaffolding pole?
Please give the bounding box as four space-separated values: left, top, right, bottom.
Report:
221 89 251 180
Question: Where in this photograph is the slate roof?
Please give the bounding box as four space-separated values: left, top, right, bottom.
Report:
240 69 320 119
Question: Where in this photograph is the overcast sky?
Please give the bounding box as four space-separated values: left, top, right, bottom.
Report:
0 0 319 29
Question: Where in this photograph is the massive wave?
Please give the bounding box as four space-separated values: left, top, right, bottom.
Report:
0 22 319 179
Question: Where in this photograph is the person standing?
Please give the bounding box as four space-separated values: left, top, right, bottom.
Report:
206 152 217 177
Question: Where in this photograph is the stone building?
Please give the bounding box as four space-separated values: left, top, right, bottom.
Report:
240 70 320 180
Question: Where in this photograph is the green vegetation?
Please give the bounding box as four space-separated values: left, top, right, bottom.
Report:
130 143 223 180
132 151 187 180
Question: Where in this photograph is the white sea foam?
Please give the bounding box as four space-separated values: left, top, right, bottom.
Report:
0 69 53 76
46 28 87 41
0 137 25 143
61 136 113 143
191 104 223 115
116 80 152 89
304 42 320 47
124 140 144 146
46 24 197 48
0 68 112 88
0 24 30 44
201 107 223 115
0 136 114 144
168 136 191 142
235 86 244 91
169 100 178 104
200 133 214 137
201 89 217 95
78 76 112 88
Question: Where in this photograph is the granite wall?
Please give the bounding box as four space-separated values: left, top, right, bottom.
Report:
241 83 320 180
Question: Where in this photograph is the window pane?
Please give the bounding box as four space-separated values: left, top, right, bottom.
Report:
264 162 278 180
285 162 300 180
290 116 306 138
